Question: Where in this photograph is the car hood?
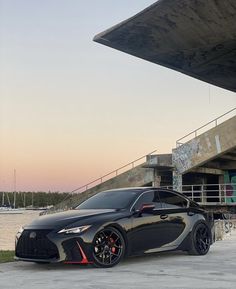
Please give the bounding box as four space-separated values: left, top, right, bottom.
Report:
25 209 117 229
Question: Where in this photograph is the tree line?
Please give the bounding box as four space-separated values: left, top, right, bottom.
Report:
0 191 70 208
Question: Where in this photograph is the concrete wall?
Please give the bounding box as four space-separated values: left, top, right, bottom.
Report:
173 116 236 174
214 220 236 241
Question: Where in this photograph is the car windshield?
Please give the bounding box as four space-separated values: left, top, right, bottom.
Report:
76 190 140 210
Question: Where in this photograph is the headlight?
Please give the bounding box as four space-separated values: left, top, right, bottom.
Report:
57 225 91 234
16 227 24 242
16 226 24 236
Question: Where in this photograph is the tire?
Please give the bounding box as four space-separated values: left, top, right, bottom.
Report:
92 226 126 268
188 222 211 255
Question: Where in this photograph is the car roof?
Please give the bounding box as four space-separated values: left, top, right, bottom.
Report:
100 187 200 209
104 187 186 197
104 187 197 202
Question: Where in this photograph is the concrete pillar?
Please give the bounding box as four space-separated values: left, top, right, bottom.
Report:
173 170 182 192
153 170 161 187
201 177 207 204
219 174 225 203
219 175 224 184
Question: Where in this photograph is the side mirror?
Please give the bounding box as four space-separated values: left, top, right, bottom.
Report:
140 203 155 213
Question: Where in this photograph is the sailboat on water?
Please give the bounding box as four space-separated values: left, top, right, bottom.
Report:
0 192 24 214
0 170 24 214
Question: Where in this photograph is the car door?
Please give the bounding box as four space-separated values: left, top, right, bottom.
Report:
129 190 170 254
157 190 189 247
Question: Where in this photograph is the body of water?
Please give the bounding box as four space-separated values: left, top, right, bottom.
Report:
0 210 41 250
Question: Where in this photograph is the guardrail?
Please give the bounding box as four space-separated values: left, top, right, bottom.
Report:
71 150 157 194
163 183 236 205
176 107 236 147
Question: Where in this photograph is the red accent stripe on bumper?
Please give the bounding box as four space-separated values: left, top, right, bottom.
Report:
64 241 93 264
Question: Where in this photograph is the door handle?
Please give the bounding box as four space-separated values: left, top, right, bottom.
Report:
160 214 168 220
187 211 195 216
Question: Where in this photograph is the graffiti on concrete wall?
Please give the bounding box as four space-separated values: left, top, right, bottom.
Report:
173 133 224 174
172 138 200 173
224 171 236 203
172 170 182 192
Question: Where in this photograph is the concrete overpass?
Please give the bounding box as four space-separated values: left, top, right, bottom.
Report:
94 0 236 92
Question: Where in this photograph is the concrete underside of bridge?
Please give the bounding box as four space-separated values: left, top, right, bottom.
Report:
94 0 236 92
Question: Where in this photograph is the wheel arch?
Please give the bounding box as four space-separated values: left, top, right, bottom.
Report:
188 220 212 255
190 219 211 234
178 219 211 252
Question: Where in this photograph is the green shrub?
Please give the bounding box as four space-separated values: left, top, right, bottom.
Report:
0 251 15 263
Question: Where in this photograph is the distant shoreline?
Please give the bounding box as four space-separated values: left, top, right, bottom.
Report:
0 191 69 209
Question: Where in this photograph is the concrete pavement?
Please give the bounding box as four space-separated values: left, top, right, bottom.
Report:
1 231 236 289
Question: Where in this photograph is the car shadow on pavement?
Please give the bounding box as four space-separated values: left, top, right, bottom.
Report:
123 250 186 264
12 250 192 271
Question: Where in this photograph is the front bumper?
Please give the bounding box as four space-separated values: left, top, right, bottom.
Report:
15 229 93 264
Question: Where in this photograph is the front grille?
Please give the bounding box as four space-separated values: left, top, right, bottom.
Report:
16 229 59 260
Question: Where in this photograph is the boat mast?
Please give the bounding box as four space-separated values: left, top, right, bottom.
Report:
2 192 4 206
13 169 16 209
6 193 11 207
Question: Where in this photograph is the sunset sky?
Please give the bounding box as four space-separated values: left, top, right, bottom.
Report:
0 0 235 192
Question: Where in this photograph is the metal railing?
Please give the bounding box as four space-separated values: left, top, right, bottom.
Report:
71 150 157 194
163 183 236 205
176 107 236 147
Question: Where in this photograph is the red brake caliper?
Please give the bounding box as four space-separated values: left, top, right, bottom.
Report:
110 238 116 253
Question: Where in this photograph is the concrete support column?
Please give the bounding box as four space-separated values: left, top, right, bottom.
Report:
219 174 225 203
153 170 161 187
219 174 224 184
173 170 182 192
200 177 207 204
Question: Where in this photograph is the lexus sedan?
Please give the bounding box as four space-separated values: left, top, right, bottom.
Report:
15 187 213 267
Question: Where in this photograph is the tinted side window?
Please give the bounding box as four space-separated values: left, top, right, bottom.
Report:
133 191 162 210
158 191 187 209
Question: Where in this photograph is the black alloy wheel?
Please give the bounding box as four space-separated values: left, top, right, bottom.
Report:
92 227 125 268
189 222 211 255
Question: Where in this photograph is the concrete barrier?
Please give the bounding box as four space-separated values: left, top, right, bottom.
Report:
214 220 236 241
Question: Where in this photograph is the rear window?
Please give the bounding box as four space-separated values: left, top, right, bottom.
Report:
158 191 188 208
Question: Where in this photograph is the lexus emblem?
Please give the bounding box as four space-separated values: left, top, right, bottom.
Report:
29 232 37 239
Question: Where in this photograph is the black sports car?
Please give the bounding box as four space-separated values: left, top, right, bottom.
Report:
15 188 213 267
